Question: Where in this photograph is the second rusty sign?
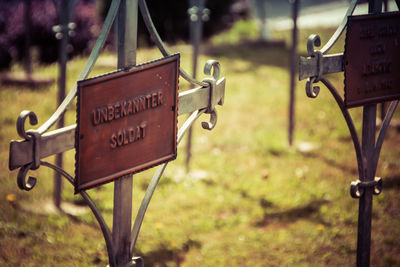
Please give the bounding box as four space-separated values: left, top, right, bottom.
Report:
75 55 179 192
344 12 400 108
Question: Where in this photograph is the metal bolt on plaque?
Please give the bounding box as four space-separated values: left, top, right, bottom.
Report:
8 0 226 266
299 1 399 266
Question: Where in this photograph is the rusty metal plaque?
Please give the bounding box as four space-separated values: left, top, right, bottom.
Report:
75 54 179 192
344 12 400 108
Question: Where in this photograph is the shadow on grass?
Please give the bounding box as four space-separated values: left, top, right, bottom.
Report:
205 40 291 69
383 175 400 190
255 199 330 227
300 150 358 176
137 239 201 267
0 72 54 90
219 183 331 227
238 190 276 209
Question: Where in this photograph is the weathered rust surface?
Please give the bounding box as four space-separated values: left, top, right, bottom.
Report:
344 12 400 108
75 55 179 192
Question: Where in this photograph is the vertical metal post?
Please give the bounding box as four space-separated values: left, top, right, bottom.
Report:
356 3 381 267
54 0 70 210
113 0 137 266
186 0 207 172
24 0 32 78
357 105 377 267
368 0 383 14
189 0 204 79
288 0 299 146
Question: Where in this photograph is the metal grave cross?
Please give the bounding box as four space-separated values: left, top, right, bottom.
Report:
8 0 226 266
299 0 399 266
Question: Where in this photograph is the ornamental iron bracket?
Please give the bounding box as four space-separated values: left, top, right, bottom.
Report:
200 60 225 130
299 33 344 98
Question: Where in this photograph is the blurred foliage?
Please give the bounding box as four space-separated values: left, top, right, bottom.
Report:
98 0 245 46
0 0 245 71
0 0 101 70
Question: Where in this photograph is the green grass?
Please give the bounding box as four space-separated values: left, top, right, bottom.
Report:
1 19 400 266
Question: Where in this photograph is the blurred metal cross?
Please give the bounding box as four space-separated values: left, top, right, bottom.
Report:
186 0 210 173
188 0 209 79
52 0 78 210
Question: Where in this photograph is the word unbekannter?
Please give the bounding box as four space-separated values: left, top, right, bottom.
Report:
92 91 164 126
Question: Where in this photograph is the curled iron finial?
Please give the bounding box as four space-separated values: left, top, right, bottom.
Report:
305 35 323 98
204 60 220 80
201 76 218 130
16 130 41 191
307 34 321 56
17 110 38 140
201 60 222 130
350 177 383 199
306 76 320 98
201 110 217 130
17 163 37 191
15 111 41 191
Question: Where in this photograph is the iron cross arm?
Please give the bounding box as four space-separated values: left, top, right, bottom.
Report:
9 78 226 170
178 77 225 116
299 53 344 81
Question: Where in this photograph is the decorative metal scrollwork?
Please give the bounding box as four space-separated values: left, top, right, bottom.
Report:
17 110 38 140
204 59 221 80
17 162 37 191
201 60 221 130
306 76 320 99
305 35 322 98
16 111 41 191
306 34 321 55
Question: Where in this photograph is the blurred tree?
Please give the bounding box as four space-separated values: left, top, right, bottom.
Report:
98 0 242 46
0 0 245 70
0 0 101 68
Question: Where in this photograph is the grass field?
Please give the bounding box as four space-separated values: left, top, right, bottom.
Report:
1 20 400 266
